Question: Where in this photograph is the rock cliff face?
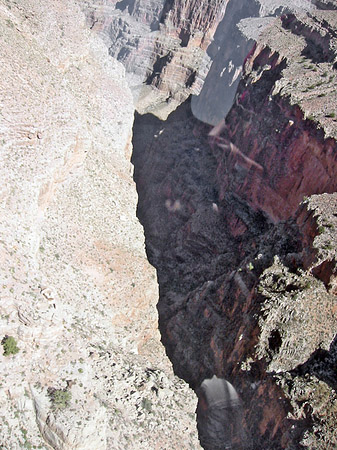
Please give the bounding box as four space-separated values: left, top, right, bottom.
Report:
132 6 337 449
84 0 229 117
0 0 199 449
2 0 337 449
85 0 316 123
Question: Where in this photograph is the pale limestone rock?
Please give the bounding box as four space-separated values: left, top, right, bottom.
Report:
0 0 199 448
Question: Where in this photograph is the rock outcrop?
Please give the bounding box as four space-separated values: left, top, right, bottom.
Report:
85 0 316 123
132 5 337 449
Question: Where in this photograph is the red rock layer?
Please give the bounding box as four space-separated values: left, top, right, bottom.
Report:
161 0 229 48
212 44 337 224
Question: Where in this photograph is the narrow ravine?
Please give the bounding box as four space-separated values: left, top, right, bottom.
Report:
130 4 337 450
131 31 337 447
131 97 298 449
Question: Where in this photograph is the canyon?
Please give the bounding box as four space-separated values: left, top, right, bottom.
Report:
0 0 336 449
131 3 337 450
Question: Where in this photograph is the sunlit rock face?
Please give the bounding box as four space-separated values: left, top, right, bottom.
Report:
85 0 315 122
0 0 200 449
132 5 337 449
85 0 229 117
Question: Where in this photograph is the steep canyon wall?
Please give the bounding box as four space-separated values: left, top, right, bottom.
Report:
84 0 229 117
1 0 337 449
132 6 337 449
85 0 316 121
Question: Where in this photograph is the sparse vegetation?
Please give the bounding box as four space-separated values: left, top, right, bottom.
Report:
318 225 325 234
20 428 32 449
1 335 19 356
48 388 72 410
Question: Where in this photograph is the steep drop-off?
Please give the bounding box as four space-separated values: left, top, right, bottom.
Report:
132 7 337 450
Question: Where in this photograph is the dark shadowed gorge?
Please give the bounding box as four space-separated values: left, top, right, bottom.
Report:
132 6 337 449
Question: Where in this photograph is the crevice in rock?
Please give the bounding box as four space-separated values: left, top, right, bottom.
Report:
115 0 136 15
131 98 303 448
291 334 337 390
145 52 173 86
312 0 337 10
131 8 337 446
268 329 282 354
311 258 337 290
159 0 174 25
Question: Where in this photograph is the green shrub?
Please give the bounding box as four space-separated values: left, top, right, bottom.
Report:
1 336 19 356
49 388 72 410
318 225 325 234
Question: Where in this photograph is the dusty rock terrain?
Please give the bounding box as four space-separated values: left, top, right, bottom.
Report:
0 0 199 449
1 0 337 449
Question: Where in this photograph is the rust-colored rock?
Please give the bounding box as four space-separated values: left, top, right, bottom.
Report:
85 0 229 117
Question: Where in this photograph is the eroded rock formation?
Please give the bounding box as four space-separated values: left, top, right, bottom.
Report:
85 0 316 123
84 0 229 117
132 5 337 449
2 0 337 449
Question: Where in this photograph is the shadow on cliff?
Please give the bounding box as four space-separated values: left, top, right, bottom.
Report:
292 333 337 391
131 97 310 449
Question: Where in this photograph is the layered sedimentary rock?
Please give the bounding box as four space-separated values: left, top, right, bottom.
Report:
132 6 337 449
84 0 229 117
85 0 316 123
2 0 337 449
0 0 199 449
